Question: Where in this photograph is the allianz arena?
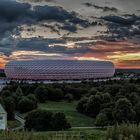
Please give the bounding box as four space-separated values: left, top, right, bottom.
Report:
5 60 115 80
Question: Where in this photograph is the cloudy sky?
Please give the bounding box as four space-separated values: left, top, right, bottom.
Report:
0 0 140 68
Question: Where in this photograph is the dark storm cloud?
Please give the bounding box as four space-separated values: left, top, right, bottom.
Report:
102 15 139 25
0 0 92 36
102 15 140 38
83 2 118 12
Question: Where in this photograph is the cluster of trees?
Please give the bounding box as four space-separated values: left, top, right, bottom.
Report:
0 78 139 128
0 86 38 120
25 110 71 131
76 81 140 126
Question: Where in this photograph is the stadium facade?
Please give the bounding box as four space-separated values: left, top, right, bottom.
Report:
5 60 115 80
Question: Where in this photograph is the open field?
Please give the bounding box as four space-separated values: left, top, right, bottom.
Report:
38 101 95 127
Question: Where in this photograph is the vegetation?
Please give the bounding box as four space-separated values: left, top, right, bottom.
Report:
0 129 106 140
38 101 95 127
0 77 139 130
25 109 71 131
106 123 140 140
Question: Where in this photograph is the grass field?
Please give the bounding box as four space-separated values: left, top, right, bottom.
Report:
38 101 95 127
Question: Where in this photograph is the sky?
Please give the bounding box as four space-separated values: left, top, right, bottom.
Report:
0 0 140 68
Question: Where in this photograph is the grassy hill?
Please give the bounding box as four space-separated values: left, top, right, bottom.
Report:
38 101 95 127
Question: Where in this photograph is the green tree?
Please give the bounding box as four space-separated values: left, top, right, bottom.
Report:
25 110 53 131
76 97 88 114
134 102 140 123
1 90 11 98
65 94 73 102
35 86 48 103
52 112 71 130
88 88 98 96
18 97 36 113
113 98 136 123
85 95 101 117
95 113 108 127
4 97 15 120
27 94 38 108
13 86 24 106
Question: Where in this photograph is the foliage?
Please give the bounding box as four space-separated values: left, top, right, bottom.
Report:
76 97 88 114
65 94 73 102
25 109 71 131
17 97 37 113
35 86 48 103
113 98 136 123
106 123 140 140
0 129 106 140
95 113 108 127
48 88 64 101
4 97 15 120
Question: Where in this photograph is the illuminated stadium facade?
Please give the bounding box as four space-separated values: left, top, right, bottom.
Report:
5 60 115 80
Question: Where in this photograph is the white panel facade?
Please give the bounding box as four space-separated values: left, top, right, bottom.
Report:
5 60 115 80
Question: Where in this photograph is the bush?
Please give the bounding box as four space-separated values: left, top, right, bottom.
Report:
95 113 108 127
25 110 71 131
17 97 37 113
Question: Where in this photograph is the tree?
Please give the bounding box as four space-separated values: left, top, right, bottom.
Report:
113 98 136 123
95 113 108 127
88 88 98 96
52 112 71 130
4 97 15 120
35 86 48 103
25 110 53 131
17 97 36 113
102 93 112 104
76 97 88 114
27 94 38 108
134 102 140 123
25 110 71 131
65 94 73 102
1 90 11 98
13 86 23 106
85 95 101 117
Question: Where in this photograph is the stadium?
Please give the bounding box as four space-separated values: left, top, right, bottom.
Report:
5 60 115 80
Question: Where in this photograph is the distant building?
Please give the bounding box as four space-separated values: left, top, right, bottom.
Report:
0 104 7 130
5 60 115 80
